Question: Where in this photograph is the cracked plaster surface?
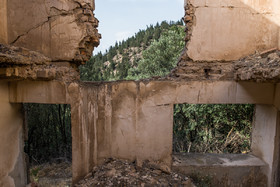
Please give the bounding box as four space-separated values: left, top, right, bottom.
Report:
7 0 100 63
183 0 280 61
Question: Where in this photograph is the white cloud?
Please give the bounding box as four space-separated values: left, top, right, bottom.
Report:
115 31 133 42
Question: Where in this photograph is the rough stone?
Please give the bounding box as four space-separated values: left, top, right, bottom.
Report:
0 44 50 65
0 44 80 81
234 50 280 82
168 61 234 81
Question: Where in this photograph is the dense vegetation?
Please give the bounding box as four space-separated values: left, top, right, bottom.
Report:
24 104 72 164
173 104 254 154
26 20 254 164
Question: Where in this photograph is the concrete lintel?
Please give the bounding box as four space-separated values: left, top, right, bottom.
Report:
8 80 68 104
137 80 275 105
7 80 276 105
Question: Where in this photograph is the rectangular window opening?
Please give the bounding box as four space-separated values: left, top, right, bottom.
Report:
23 103 72 186
173 104 255 154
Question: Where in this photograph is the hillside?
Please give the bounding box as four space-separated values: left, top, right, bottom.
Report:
80 20 184 81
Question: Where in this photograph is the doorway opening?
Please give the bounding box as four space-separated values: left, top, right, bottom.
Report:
24 103 72 186
173 104 255 154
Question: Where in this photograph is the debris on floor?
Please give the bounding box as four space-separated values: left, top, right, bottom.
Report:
75 158 196 187
28 161 72 187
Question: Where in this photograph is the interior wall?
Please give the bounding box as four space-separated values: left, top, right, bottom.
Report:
66 80 275 184
186 0 280 61
251 105 280 187
6 0 99 62
278 28 280 49
0 82 25 187
7 80 280 185
0 0 7 44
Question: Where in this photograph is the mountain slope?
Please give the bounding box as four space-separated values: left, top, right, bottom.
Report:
80 20 184 81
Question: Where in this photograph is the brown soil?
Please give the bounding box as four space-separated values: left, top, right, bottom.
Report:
29 162 72 187
28 158 196 187
75 158 195 187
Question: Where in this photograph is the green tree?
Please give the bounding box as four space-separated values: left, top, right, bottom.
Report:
173 104 254 154
24 104 72 164
127 25 185 79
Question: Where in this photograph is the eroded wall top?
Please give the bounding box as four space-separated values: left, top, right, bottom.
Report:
184 0 280 61
5 0 100 63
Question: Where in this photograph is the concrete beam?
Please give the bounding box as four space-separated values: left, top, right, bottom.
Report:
0 82 25 186
9 80 68 104
138 81 274 105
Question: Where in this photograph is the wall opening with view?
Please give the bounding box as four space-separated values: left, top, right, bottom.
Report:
79 0 185 81
23 103 72 186
173 104 255 154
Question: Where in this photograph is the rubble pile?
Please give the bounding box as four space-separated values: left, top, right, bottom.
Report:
234 49 280 82
75 158 195 187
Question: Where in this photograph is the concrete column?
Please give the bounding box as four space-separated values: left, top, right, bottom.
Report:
0 0 8 44
0 82 25 187
251 105 280 187
69 83 98 185
278 26 280 50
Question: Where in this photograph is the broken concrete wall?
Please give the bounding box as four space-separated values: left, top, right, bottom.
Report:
0 82 25 187
5 0 100 63
7 80 280 186
252 105 280 187
9 126 28 187
65 80 275 184
183 0 280 61
0 0 7 44
0 44 81 82
68 82 99 184
234 50 280 82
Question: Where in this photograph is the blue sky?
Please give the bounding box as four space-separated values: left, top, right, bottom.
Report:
94 0 184 54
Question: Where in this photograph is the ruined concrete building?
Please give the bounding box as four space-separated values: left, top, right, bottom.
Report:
0 0 280 186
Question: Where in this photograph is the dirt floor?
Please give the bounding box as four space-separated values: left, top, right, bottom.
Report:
75 158 195 187
28 158 196 187
29 161 72 187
